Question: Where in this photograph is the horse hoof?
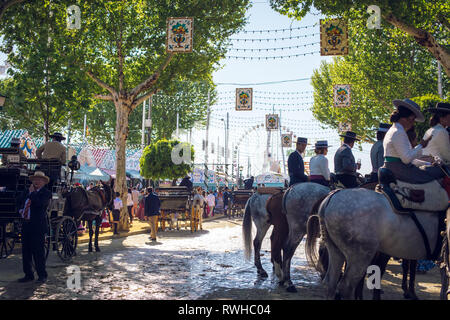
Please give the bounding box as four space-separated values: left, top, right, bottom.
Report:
95 247 101 252
88 247 93 253
286 285 297 293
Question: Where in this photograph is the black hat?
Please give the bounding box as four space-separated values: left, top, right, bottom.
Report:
393 98 425 123
49 132 66 141
376 123 391 133
314 140 331 148
10 137 20 146
296 137 308 144
427 102 450 114
339 131 360 141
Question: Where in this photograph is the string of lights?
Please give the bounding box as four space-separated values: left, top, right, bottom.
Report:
226 51 319 60
213 100 314 106
230 32 319 42
229 42 319 52
218 90 314 95
217 95 313 101
240 23 318 34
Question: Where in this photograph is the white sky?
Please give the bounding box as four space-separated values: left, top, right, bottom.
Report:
190 0 373 176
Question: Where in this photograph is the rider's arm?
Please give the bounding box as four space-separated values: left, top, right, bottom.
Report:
433 129 450 162
322 156 331 181
392 129 422 164
36 145 44 159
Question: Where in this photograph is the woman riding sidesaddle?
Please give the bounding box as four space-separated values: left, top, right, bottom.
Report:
383 99 448 196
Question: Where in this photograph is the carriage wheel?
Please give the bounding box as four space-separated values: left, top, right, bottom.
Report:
55 216 78 262
0 223 16 259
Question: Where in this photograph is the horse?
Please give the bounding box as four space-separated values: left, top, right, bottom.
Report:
440 207 450 300
63 180 113 252
242 192 272 277
306 187 447 299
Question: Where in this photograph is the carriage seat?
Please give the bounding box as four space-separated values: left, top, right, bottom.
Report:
376 167 449 213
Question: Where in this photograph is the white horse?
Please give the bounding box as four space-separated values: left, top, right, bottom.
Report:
306 187 448 299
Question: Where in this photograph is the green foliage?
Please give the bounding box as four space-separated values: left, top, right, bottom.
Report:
140 139 194 180
412 94 450 139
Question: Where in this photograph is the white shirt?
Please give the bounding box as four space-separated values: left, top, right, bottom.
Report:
206 194 215 207
309 154 330 180
383 122 422 164
422 123 450 164
113 198 123 210
127 193 133 206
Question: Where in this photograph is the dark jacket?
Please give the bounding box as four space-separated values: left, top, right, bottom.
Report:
334 144 357 176
243 177 254 189
20 187 52 234
223 191 231 206
370 140 384 174
288 150 308 186
144 192 161 216
179 177 193 191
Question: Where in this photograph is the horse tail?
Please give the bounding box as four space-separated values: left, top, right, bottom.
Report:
243 197 253 261
306 190 341 276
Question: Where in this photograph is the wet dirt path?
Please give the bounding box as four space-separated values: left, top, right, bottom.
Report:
0 218 443 300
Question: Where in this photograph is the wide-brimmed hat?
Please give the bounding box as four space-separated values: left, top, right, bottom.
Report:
427 102 450 114
29 171 49 184
296 137 308 144
10 137 21 146
393 98 425 123
376 123 391 133
314 140 331 148
339 131 360 141
49 132 66 140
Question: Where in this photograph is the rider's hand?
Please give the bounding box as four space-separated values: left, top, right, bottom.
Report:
357 163 361 170
29 184 35 193
420 136 432 148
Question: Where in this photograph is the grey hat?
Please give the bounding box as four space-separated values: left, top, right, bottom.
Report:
376 123 391 133
296 137 308 144
393 98 425 123
314 140 331 148
339 131 360 141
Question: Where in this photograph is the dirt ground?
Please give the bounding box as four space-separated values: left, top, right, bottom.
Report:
0 217 444 300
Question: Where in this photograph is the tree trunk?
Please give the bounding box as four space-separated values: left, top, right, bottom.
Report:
383 12 450 78
114 99 130 231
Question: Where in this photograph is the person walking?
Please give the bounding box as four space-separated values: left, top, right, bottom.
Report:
334 131 361 188
223 187 231 216
18 171 52 284
287 137 309 186
112 192 123 235
126 188 134 227
206 191 215 217
136 189 147 221
145 187 161 242
131 186 140 217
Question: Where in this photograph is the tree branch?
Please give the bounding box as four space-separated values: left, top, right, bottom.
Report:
437 13 450 33
93 94 114 101
85 70 117 96
0 0 25 22
129 52 174 101
133 88 159 108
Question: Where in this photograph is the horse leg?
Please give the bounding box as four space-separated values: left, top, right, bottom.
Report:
270 230 283 283
371 253 390 300
401 259 410 298
95 216 101 252
88 220 93 252
254 224 270 278
323 238 345 300
337 252 375 300
406 260 418 300
281 233 304 292
440 266 449 300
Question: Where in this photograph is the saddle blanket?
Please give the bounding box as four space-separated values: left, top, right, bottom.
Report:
389 179 449 212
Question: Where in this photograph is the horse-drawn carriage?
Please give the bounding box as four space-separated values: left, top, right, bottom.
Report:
0 148 78 262
157 186 199 232
229 189 254 218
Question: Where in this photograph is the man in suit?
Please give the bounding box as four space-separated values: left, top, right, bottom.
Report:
334 131 360 188
243 176 254 190
369 123 391 182
179 175 193 192
287 137 309 187
144 187 161 242
18 171 52 284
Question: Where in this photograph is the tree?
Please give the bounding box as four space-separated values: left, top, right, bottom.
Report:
270 0 450 77
140 139 194 181
0 2 92 139
57 0 249 231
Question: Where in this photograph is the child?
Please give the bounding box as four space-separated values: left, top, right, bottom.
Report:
112 192 123 235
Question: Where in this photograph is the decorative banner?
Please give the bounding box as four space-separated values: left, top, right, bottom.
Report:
333 84 351 107
338 122 352 132
281 133 292 147
166 17 194 53
320 19 348 56
235 88 253 111
265 114 279 130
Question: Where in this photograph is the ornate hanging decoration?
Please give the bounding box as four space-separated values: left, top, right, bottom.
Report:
166 17 194 53
235 88 253 111
320 19 348 56
333 84 351 107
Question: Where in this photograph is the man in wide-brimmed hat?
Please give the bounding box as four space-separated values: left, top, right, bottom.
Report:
422 102 450 164
287 137 309 187
36 132 67 187
179 174 193 191
309 140 331 187
334 131 360 188
369 123 391 182
18 171 52 284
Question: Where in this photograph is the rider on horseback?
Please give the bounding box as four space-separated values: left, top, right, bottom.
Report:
369 123 391 183
334 131 360 188
309 140 331 187
287 137 308 187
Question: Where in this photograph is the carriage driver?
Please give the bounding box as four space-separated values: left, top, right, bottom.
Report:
18 171 52 284
36 132 67 186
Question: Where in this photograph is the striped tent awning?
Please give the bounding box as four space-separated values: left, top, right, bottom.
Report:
0 130 27 148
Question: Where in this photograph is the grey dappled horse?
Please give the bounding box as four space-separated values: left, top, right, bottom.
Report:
279 182 330 292
243 192 272 277
307 188 447 300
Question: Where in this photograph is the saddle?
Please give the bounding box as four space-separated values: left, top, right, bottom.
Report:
376 167 448 260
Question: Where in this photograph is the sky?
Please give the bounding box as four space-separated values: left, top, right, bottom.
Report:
189 0 374 177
